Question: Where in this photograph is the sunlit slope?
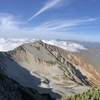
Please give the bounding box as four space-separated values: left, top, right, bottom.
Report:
0 40 100 98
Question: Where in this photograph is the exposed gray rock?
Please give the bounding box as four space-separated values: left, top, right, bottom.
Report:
0 40 93 99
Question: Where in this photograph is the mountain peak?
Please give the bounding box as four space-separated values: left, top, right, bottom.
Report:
0 40 100 99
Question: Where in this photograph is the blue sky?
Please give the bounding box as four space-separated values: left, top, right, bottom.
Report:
0 0 100 42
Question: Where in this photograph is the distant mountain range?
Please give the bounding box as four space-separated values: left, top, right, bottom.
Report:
56 39 100 70
0 40 100 99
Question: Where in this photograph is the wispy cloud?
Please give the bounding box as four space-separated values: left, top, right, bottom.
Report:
87 17 98 21
34 18 98 31
0 14 18 34
0 13 99 41
28 0 64 21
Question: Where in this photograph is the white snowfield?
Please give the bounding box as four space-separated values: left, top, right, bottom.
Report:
0 38 87 52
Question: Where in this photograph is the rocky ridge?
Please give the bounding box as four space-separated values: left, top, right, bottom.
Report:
0 40 100 99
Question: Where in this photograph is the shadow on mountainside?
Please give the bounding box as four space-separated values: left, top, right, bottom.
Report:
0 52 61 99
67 61 91 86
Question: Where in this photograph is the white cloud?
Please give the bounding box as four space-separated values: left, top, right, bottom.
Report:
32 18 98 32
42 40 87 52
88 17 98 21
0 38 36 51
0 38 87 52
28 0 64 21
0 13 99 40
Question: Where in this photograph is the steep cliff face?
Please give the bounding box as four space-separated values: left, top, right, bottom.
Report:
0 40 100 99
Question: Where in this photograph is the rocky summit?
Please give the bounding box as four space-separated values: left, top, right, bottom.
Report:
0 40 100 99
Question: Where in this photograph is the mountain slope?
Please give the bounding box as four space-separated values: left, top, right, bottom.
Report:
0 71 54 100
0 40 100 99
67 40 100 70
42 41 100 86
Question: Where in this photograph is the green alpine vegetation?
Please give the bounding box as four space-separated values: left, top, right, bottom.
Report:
44 60 57 65
61 87 100 100
34 46 40 50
